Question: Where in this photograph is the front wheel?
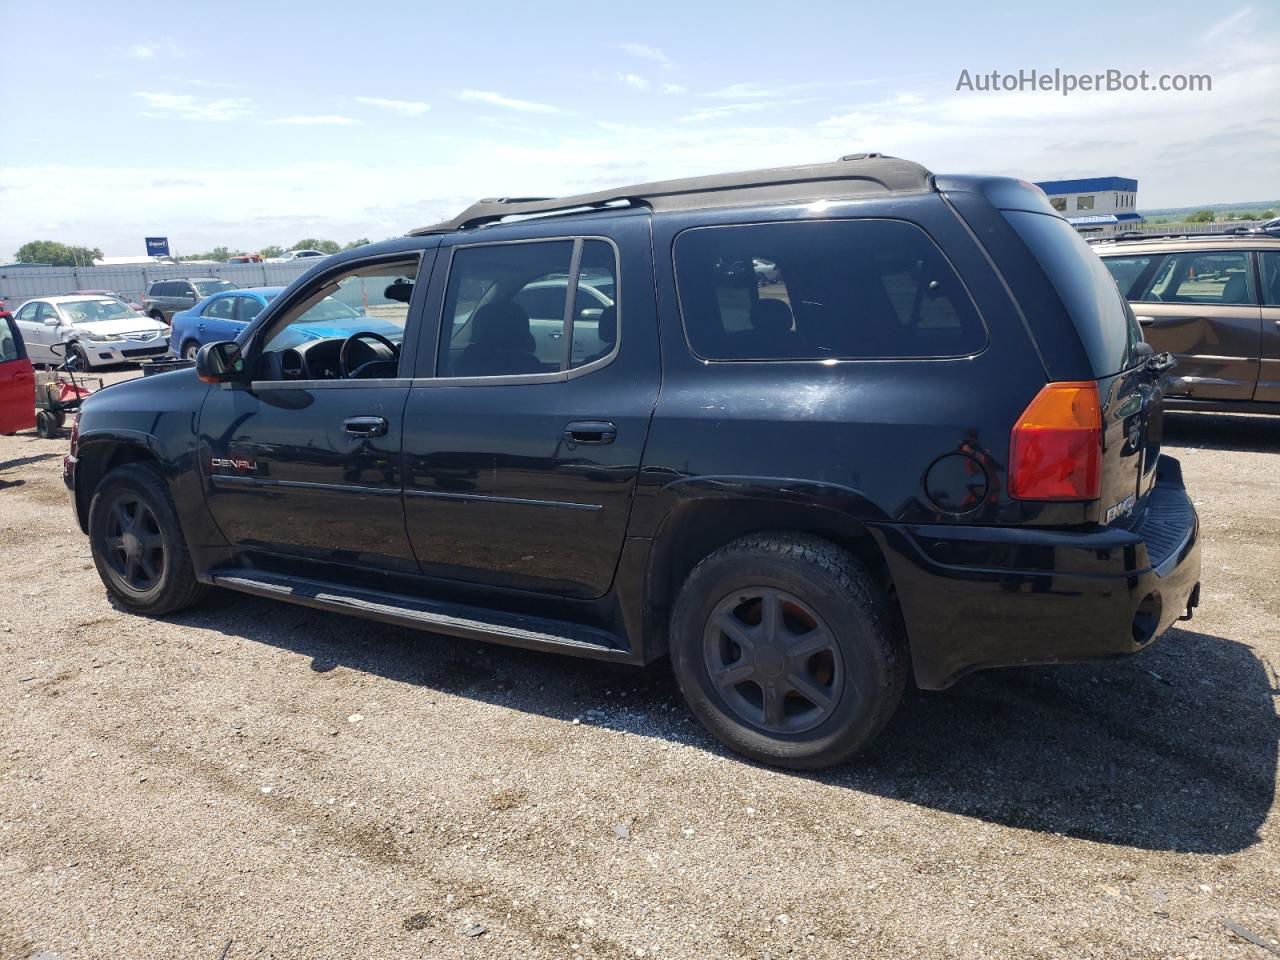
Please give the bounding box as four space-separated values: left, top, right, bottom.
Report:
88 462 207 614
65 343 89 371
670 533 906 770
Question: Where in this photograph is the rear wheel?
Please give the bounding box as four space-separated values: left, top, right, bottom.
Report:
670 533 906 769
182 341 200 361
88 462 207 614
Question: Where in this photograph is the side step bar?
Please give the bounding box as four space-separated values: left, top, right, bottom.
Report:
204 569 636 663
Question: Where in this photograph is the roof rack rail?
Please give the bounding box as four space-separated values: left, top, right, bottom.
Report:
1089 229 1275 245
408 154 933 236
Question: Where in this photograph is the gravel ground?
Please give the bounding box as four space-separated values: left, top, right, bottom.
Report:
1 368 1277 960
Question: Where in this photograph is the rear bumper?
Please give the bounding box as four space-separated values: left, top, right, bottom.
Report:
872 455 1200 690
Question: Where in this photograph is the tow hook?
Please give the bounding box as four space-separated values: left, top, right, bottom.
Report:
1179 582 1201 621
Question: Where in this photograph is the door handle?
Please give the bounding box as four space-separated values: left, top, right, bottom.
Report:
344 416 388 438
564 420 616 444
1136 315 1154 327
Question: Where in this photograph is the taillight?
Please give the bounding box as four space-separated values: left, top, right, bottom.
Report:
1009 381 1101 500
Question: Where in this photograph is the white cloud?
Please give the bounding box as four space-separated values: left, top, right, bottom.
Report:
134 92 251 122
457 89 565 113
128 38 183 59
1204 6 1254 42
618 73 649 91
617 43 671 66
274 115 362 125
660 83 687 95
355 96 431 116
680 99 813 123
128 44 155 59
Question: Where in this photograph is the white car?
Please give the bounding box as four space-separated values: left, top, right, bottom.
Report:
265 249 328 263
13 296 170 369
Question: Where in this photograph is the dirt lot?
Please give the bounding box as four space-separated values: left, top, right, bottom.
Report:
1 370 1277 960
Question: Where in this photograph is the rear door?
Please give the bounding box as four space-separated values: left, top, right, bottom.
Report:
1256 250 1280 402
401 217 659 599
1130 250 1261 401
0 317 35 434
199 295 239 343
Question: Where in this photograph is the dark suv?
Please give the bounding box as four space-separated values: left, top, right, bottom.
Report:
143 277 238 324
64 156 1200 769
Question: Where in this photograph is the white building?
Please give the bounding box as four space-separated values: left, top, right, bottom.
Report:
1034 176 1142 237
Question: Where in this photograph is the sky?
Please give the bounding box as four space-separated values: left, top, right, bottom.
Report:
0 0 1276 258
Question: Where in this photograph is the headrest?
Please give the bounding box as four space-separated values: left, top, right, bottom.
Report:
750 297 793 335
596 305 618 345
471 301 534 352
1222 273 1247 303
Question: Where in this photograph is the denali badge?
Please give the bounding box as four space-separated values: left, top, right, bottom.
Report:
1104 493 1136 524
210 457 257 473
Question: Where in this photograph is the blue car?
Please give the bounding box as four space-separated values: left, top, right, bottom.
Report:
170 287 403 359
169 287 284 360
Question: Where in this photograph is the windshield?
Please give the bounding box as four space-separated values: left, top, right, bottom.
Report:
194 280 236 297
59 299 140 323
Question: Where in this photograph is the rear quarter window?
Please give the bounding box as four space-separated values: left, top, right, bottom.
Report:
674 219 986 361
1004 211 1142 375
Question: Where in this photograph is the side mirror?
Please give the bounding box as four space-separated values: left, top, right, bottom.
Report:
196 341 245 383
43 316 61 326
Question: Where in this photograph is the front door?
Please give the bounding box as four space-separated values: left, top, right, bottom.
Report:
1133 249 1261 401
402 221 659 599
0 317 35 434
1256 251 1280 403
14 301 54 365
196 254 430 577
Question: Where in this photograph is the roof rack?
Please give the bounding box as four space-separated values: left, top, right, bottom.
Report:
408 154 932 236
1089 229 1279 245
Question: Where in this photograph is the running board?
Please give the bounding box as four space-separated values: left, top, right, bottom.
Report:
204 569 635 662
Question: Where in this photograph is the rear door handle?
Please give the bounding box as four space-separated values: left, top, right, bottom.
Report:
564 420 616 444
344 416 388 438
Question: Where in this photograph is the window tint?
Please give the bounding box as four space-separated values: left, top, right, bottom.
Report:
1 318 22 362
261 260 416 358
439 240 574 377
234 295 264 323
569 241 619 368
1004 210 1141 375
1260 252 1280 306
1139 251 1255 305
15 302 38 323
1102 254 1162 299
204 296 236 319
674 219 985 361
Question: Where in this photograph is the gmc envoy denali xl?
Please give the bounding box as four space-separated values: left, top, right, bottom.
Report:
65 155 1201 769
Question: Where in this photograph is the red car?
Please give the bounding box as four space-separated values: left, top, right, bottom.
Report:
67 288 145 312
226 254 262 264
1 312 36 435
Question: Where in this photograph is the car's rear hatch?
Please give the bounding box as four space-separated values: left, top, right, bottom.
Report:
1001 209 1163 527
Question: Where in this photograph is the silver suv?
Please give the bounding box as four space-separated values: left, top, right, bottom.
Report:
142 278 237 324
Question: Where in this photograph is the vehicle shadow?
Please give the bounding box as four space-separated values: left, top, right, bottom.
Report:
1162 411 1280 453
170 592 1276 855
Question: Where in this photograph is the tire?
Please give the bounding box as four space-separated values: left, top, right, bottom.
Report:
150 311 167 325
670 533 906 770
88 462 207 615
35 411 53 439
182 341 200 361
65 343 89 371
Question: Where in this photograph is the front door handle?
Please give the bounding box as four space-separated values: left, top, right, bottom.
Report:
564 420 616 444
1136 315 1155 327
344 416 388 438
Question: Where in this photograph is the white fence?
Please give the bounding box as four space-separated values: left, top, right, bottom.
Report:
0 261 316 307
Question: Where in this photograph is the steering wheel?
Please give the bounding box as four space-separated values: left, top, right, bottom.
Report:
339 331 400 379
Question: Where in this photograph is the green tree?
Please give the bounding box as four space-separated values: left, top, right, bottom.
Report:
14 240 104 267
343 237 371 251
179 246 231 261
1186 210 1215 223
260 244 285 259
290 238 340 254
1261 210 1275 219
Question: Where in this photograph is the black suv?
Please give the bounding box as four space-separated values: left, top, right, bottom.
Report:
65 156 1200 769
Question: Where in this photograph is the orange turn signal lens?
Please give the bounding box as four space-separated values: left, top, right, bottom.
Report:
1009 381 1101 501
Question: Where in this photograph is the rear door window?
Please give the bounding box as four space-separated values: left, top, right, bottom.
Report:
203 296 236 319
1139 251 1255 305
673 219 985 360
1260 252 1280 306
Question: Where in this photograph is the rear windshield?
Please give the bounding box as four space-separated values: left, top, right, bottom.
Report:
674 219 986 361
1004 211 1142 375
